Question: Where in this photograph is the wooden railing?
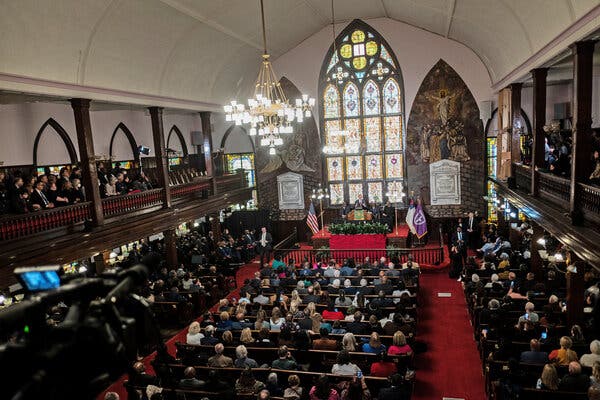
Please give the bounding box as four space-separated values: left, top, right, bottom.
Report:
538 171 571 206
0 202 92 241
578 182 600 220
0 174 249 241
101 188 164 217
513 163 531 191
273 246 444 266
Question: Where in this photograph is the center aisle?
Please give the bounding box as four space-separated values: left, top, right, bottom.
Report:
412 270 486 400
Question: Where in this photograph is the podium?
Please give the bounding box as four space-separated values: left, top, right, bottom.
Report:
348 209 373 221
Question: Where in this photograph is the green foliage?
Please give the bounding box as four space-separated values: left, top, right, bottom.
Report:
328 222 389 235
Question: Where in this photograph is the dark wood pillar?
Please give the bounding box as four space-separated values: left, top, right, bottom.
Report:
210 214 222 242
509 83 523 164
530 68 548 196
70 98 104 226
530 224 544 280
163 228 178 269
149 107 171 208
566 261 586 327
569 40 596 223
199 112 217 194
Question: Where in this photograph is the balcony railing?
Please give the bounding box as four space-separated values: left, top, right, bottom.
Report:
0 202 91 241
538 171 571 207
578 182 600 221
513 163 531 191
0 173 248 241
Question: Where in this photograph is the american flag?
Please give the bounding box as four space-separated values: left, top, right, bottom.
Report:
306 201 320 234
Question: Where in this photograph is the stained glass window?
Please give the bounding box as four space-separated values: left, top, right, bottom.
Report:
320 20 405 205
363 80 380 116
343 83 360 117
487 137 497 178
324 85 340 119
226 153 255 187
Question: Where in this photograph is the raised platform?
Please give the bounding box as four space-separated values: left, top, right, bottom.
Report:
311 223 409 249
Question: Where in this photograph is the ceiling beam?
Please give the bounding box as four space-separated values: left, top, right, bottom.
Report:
445 0 456 38
157 0 263 51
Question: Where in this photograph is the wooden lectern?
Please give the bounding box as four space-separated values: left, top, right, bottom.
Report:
348 210 373 221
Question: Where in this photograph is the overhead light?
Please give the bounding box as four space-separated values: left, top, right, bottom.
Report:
78 266 88 273
554 253 564 262
536 238 546 246
509 212 517 218
193 222 200 227
109 252 117 259
0 295 5 304
223 0 314 154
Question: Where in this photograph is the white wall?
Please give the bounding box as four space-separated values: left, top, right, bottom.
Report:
273 17 494 132
210 112 254 154
521 82 573 126
0 103 199 167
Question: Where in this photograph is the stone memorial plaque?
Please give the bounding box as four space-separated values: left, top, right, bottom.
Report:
430 159 461 205
277 172 305 210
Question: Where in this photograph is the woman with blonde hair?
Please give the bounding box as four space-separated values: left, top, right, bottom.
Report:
313 282 322 295
342 332 358 352
291 290 301 304
591 361 600 385
388 330 412 355
289 300 302 318
270 307 285 331
536 364 559 390
305 302 316 317
186 321 204 345
362 331 386 354
255 309 270 330
310 312 324 333
240 327 254 345
222 330 234 345
549 336 579 365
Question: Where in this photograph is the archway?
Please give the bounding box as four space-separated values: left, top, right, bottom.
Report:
109 122 139 162
220 125 255 153
33 118 78 166
167 125 189 156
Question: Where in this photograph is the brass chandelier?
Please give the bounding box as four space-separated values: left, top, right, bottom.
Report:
223 0 314 155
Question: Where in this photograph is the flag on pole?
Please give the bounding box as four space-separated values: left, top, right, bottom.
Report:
405 199 417 235
413 201 428 239
307 201 320 234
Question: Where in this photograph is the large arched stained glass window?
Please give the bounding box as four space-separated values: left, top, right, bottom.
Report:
319 20 405 205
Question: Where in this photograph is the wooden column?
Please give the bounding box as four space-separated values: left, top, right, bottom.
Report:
163 228 178 269
210 214 222 242
569 40 596 224
510 83 523 164
530 68 548 196
566 261 586 327
70 98 104 226
149 107 171 208
199 111 217 194
530 224 544 280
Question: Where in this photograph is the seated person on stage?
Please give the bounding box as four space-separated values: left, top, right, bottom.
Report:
340 201 350 219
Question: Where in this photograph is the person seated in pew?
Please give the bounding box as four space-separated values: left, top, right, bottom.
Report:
374 276 394 295
362 332 387 354
377 373 411 400
334 290 353 307
370 351 398 377
549 336 579 366
580 340 600 367
217 311 233 331
235 368 266 395
346 311 370 335
130 361 159 387
340 260 355 277
520 339 549 364
303 286 321 304
179 366 206 389
559 361 590 392
331 320 346 335
383 313 413 338
387 331 412 356
269 307 286 331
590 385 600 400
328 279 341 295
342 279 356 295
342 332 359 352
255 327 277 347
313 327 339 351
266 372 283 397
331 350 362 376
283 374 303 400
278 325 295 347
337 375 373 399
309 374 340 400
253 289 270 305
367 315 384 335
536 363 559 390
322 302 345 321
207 343 234 367
271 345 298 370
299 262 314 277
186 321 204 345
235 344 259 368
590 361 600 386
201 325 219 345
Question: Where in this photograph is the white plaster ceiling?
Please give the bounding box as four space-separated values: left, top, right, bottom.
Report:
0 0 598 108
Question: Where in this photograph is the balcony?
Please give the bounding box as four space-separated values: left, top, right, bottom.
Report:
0 173 250 242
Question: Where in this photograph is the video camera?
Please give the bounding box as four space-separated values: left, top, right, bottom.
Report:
0 264 164 400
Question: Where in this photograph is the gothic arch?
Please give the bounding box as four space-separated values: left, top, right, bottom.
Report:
109 122 139 161
167 125 189 156
484 107 532 135
33 118 78 165
220 125 255 153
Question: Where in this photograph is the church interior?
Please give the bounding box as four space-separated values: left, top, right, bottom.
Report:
2 1 600 399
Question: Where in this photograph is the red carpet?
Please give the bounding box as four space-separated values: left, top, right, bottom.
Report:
412 269 486 400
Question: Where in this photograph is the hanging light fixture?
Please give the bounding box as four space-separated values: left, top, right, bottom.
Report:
322 0 348 155
223 0 314 155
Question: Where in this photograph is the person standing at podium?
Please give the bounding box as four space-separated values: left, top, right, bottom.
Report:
354 194 366 209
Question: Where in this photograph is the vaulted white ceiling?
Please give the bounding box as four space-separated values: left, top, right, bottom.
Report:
0 0 598 109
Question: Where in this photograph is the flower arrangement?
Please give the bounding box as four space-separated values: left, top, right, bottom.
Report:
328 222 389 235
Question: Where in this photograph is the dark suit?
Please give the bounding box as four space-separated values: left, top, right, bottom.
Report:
451 230 468 264
256 231 273 266
30 189 51 209
465 215 480 249
558 373 590 392
354 199 366 209
519 350 548 364
378 386 410 400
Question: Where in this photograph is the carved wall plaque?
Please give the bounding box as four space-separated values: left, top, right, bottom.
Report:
277 172 305 210
430 159 461 205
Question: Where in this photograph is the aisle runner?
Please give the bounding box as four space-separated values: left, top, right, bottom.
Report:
412 270 485 400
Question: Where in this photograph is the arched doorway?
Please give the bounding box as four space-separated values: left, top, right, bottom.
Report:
33 118 78 166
